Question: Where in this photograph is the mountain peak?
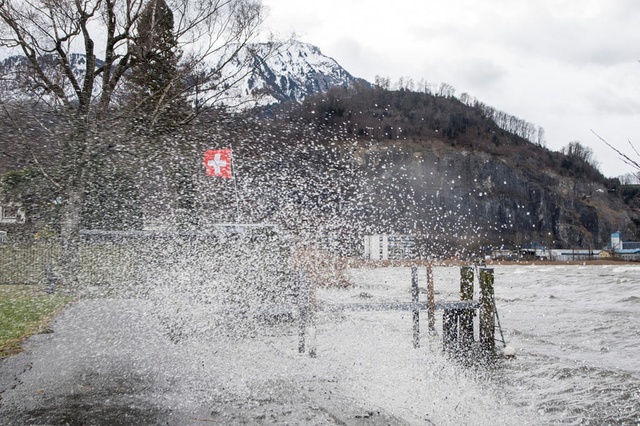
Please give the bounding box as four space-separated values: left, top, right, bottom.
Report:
222 39 359 108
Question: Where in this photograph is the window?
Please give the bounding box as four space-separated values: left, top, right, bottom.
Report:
2 206 17 220
0 204 26 224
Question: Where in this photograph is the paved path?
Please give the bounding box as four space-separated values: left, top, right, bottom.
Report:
0 298 409 425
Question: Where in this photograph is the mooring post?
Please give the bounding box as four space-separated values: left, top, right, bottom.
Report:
427 261 435 333
479 268 496 352
442 309 458 353
308 270 317 358
297 269 308 354
411 266 420 348
459 266 474 350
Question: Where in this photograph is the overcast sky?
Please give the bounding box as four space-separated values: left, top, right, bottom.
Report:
261 0 640 178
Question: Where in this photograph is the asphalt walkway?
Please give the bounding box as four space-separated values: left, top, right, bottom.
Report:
0 298 407 425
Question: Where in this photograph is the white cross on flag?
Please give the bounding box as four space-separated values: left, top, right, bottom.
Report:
204 149 232 178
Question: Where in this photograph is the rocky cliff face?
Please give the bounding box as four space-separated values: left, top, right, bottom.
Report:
349 140 634 253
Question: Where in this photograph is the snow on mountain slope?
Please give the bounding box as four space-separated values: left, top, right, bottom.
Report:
0 40 360 109
237 40 358 107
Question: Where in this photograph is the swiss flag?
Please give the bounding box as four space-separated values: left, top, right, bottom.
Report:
204 149 232 178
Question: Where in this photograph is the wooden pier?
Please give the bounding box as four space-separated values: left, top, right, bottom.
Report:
297 265 499 358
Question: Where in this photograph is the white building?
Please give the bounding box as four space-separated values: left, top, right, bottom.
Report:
611 231 623 251
605 232 640 261
548 249 600 261
0 203 25 224
364 234 416 260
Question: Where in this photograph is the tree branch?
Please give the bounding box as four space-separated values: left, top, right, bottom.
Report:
591 129 640 171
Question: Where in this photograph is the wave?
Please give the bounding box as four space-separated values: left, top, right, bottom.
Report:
617 295 640 304
543 294 570 301
498 353 640 424
496 297 523 303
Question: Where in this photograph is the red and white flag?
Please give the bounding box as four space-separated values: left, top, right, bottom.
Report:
204 149 232 178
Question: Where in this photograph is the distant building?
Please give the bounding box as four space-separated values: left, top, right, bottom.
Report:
364 234 416 260
0 203 25 225
491 249 517 260
616 249 640 261
621 241 640 250
521 242 550 259
606 232 640 261
0 203 27 242
548 249 601 261
611 231 623 251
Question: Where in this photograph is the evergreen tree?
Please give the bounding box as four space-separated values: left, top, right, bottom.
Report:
127 0 189 134
125 0 194 229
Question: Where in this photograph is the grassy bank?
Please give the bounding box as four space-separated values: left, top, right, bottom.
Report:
0 285 72 359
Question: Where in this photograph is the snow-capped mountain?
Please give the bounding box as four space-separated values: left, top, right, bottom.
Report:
0 40 361 109
232 40 360 107
0 53 104 104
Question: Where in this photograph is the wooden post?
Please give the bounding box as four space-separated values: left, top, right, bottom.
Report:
427 261 435 333
298 269 308 354
442 309 459 353
308 270 317 358
479 268 495 352
459 266 474 350
411 266 420 348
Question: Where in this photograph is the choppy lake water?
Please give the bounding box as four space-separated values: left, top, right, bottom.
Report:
426 264 640 424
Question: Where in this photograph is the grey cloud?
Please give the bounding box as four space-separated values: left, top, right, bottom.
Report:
589 89 640 116
455 59 506 89
500 5 640 68
327 37 390 80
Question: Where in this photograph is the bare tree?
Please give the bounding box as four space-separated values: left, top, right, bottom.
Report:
0 0 265 118
437 82 454 98
0 0 266 279
561 141 595 164
536 126 546 148
374 75 390 90
592 130 640 172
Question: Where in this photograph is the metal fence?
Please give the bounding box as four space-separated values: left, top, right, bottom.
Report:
0 229 296 307
0 243 59 285
0 241 144 286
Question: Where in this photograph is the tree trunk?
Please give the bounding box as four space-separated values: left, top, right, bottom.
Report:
58 181 84 286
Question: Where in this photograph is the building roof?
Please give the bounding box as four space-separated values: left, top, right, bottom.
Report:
616 249 640 254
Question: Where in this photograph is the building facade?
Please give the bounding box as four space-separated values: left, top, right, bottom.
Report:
363 234 416 260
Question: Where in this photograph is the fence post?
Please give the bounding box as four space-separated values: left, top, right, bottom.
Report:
308 269 317 358
459 266 474 350
427 261 435 333
411 266 419 348
297 269 317 357
298 269 308 354
479 268 495 352
442 308 458 353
